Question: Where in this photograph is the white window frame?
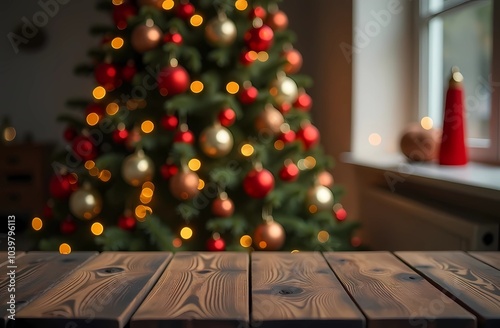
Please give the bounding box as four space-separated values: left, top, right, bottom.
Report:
418 0 500 164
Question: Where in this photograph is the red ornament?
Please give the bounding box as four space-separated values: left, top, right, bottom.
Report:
249 6 267 19
112 3 137 30
244 25 274 52
218 108 236 127
160 163 179 179
121 62 137 82
294 92 313 111
60 217 77 234
174 129 195 144
94 63 120 91
239 86 258 105
243 168 275 198
279 162 299 182
63 127 77 142
296 124 320 150
161 115 178 130
49 174 77 199
240 51 256 66
266 10 288 31
72 136 98 161
211 194 235 217
85 103 105 118
157 66 190 96
163 32 183 45
335 208 347 221
112 128 129 144
176 2 195 19
206 236 226 251
118 215 137 231
279 130 296 143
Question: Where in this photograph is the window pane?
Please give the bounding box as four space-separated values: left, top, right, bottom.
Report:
441 1 493 140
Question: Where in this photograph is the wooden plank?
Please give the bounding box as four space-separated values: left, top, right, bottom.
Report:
324 251 476 328
131 252 248 328
0 251 96 328
0 252 25 266
469 252 500 270
251 252 365 328
17 252 172 328
396 251 500 328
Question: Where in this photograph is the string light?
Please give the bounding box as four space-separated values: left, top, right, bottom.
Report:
240 235 252 248
257 51 269 62
318 230 330 243
32 217 43 231
59 243 71 254
197 179 205 190
421 116 433 130
308 204 318 214
303 156 316 169
172 237 182 248
141 120 154 133
112 0 124 5
180 227 193 240
190 14 203 27
89 167 99 177
91 222 104 236
226 81 240 94
86 113 100 126
142 182 155 191
135 205 152 221
190 80 204 93
92 86 106 99
248 51 258 61
99 170 112 182
85 160 95 170
240 144 254 156
3 127 16 142
142 187 154 198
235 0 248 10
188 158 201 171
259 241 267 249
111 37 124 49
368 133 382 146
274 140 284 150
162 0 175 10
106 102 119 115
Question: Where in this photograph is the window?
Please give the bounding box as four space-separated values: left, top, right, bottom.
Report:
419 0 499 163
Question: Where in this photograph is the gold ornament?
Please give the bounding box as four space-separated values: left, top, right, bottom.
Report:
122 150 155 186
205 15 237 46
131 21 162 53
253 221 286 251
170 170 200 200
270 75 298 106
199 124 234 158
306 185 334 212
255 105 284 135
69 184 102 220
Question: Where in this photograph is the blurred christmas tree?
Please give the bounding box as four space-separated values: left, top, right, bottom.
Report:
35 0 360 252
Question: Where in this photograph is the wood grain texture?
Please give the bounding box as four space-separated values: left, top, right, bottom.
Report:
324 252 476 328
131 252 249 328
396 251 500 328
0 252 25 266
16 252 172 328
469 252 500 270
252 252 364 328
0 251 96 328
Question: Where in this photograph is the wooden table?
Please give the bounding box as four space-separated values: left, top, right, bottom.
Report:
1 251 499 328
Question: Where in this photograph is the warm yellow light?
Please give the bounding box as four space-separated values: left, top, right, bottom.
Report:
86 113 100 126
162 0 175 10
188 158 201 171
318 230 330 243
304 156 316 169
59 243 71 254
421 116 434 130
240 144 254 157
297 159 306 170
142 181 155 191
248 51 258 61
111 37 124 49
291 250 300 253
172 237 182 248
3 127 16 142
92 86 106 99
85 160 95 170
235 0 248 10
112 0 124 5
190 80 204 93
240 235 252 248
106 102 119 115
259 241 267 249
32 217 43 231
140 194 152 204
257 51 269 62
91 222 104 236
198 179 205 190
180 227 193 240
99 170 112 182
368 133 382 146
141 120 154 133
226 81 240 94
274 140 285 150
308 204 318 214
135 205 152 221
89 167 99 177
142 187 154 198
190 14 203 27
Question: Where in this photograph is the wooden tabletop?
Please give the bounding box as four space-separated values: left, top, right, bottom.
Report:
1 251 499 328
